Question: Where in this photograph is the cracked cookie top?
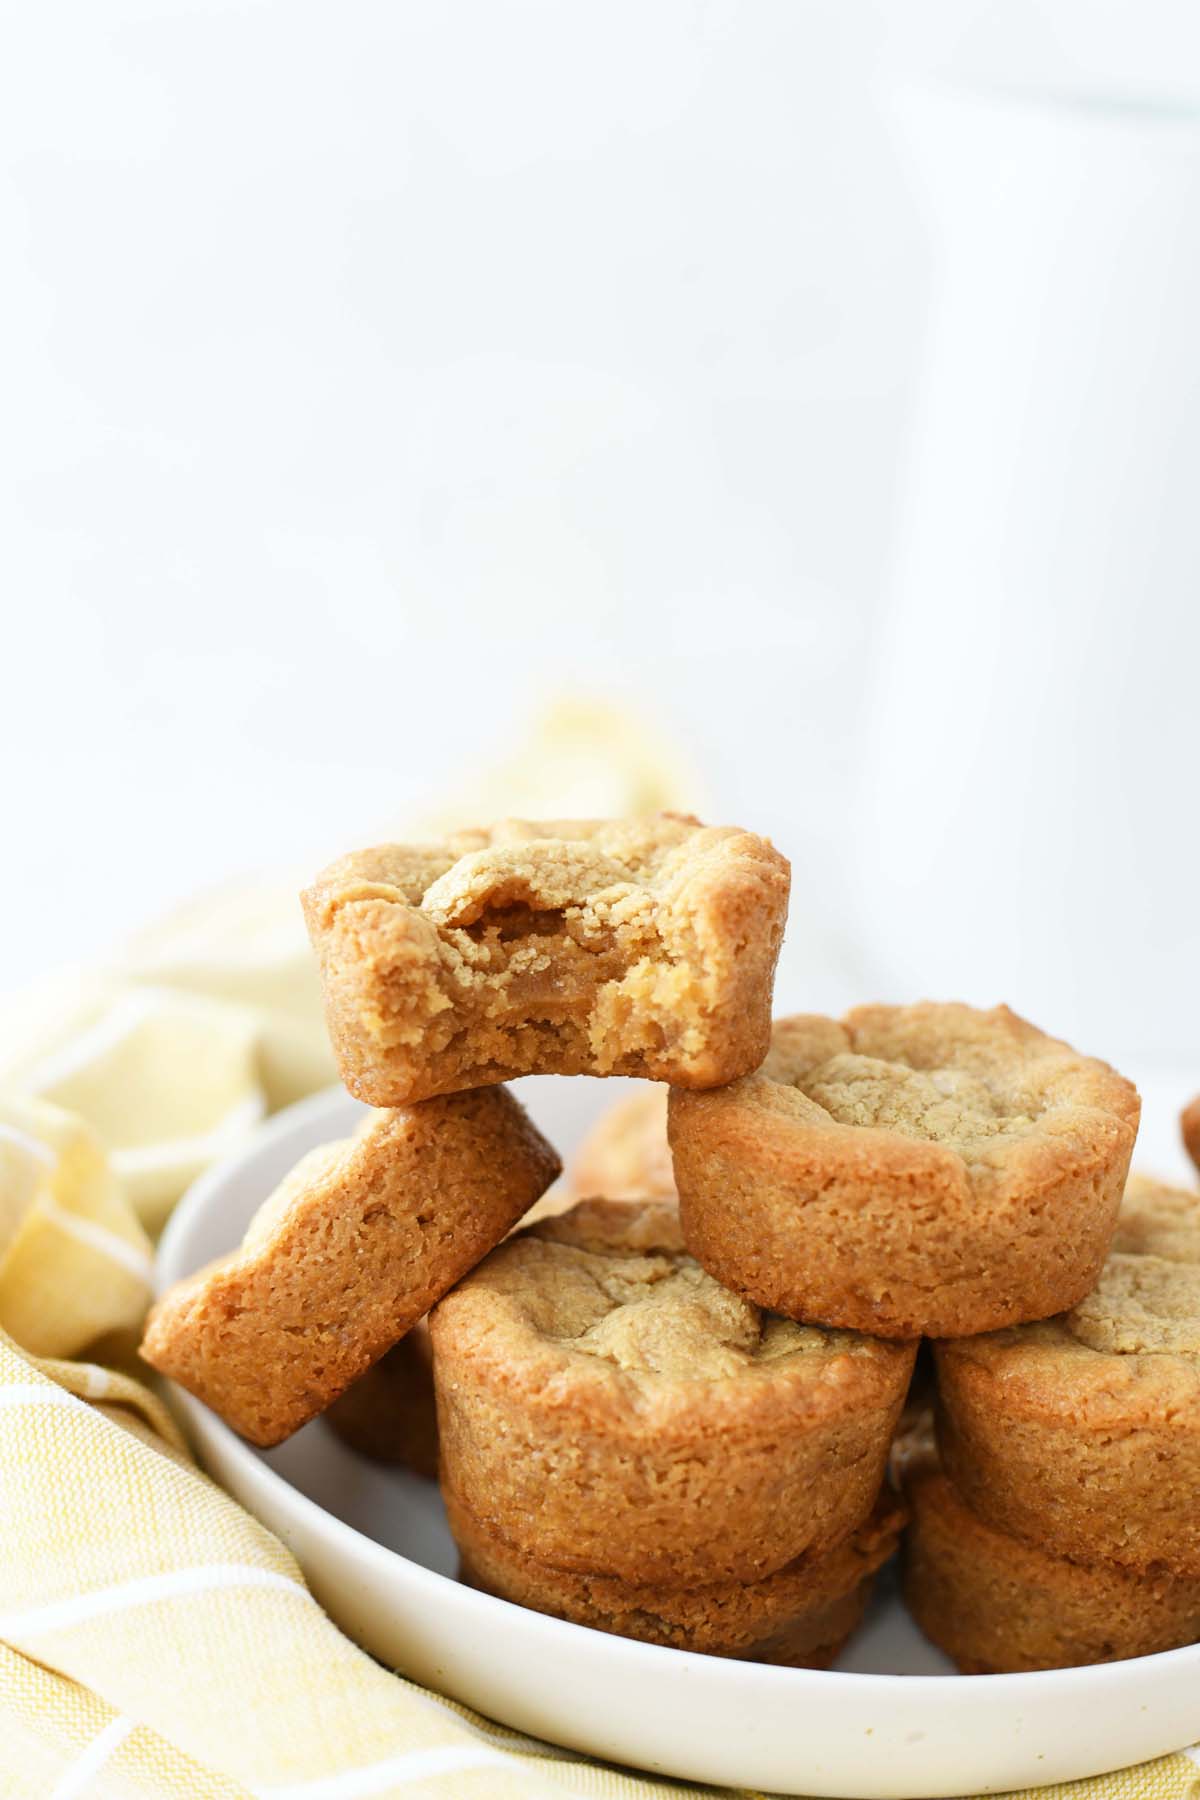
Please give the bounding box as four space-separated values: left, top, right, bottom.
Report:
1111 1174 1200 1264
507 1200 841 1379
757 1004 1139 1171
1067 1254 1200 1356
1068 1182 1200 1358
307 815 740 929
940 1178 1200 1414
433 1198 909 1419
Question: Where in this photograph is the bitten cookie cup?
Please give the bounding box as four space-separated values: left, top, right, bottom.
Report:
448 1485 905 1666
323 1321 438 1479
670 1003 1140 1339
569 1086 676 1202
935 1177 1200 1575
301 815 790 1106
430 1198 915 1586
902 1460 1200 1674
140 1090 560 1447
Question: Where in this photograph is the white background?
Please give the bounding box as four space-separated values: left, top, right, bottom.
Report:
4 1 1199 1077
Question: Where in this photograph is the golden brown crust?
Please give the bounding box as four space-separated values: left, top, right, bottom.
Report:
322 1321 438 1478
140 1091 560 1445
430 1198 915 1585
449 1484 903 1664
902 1460 1200 1673
935 1178 1200 1574
671 1004 1139 1338
1183 1095 1200 1176
569 1086 676 1202
302 816 790 1105
1111 1172 1200 1263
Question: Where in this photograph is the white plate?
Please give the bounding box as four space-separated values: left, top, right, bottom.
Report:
156 1076 1200 1799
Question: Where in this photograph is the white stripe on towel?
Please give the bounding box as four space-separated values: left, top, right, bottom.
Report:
256 1745 520 1799
39 1196 154 1285
0 1385 84 1413
0 1565 305 1641
48 1715 135 1800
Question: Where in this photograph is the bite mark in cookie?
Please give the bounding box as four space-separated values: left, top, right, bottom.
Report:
302 815 789 1105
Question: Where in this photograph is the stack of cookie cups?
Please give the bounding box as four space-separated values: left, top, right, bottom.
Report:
664 1002 1200 1673
143 816 793 1448
432 1198 912 1663
143 813 1198 1679
914 1174 1200 1672
142 816 924 1664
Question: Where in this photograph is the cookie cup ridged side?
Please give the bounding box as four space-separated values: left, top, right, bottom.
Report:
323 1322 438 1478
447 1484 903 1663
429 1202 915 1586
903 1463 1200 1673
141 1089 559 1446
670 1061 1137 1340
935 1328 1200 1575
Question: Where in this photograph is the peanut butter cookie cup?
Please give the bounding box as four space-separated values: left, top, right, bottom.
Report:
430 1198 915 1586
1183 1094 1200 1176
671 1003 1139 1338
141 1090 559 1445
569 1086 676 1202
901 1447 1200 1673
448 1484 905 1665
302 815 789 1105
936 1176 1200 1574
323 1321 438 1478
